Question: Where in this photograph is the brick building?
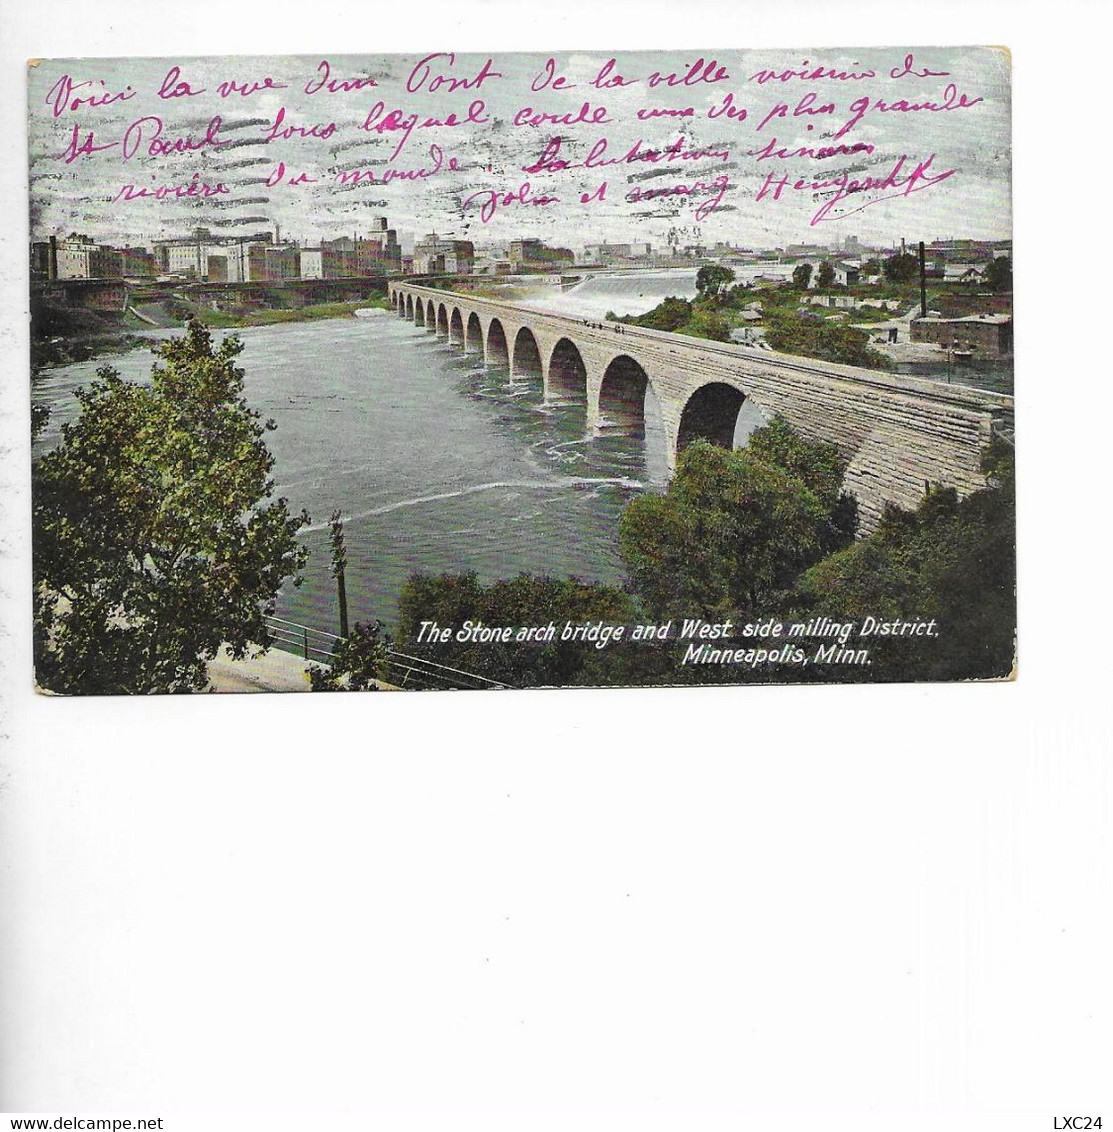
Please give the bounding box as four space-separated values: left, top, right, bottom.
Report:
910 314 1013 358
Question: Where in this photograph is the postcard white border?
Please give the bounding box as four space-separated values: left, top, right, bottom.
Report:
2 0 1110 1123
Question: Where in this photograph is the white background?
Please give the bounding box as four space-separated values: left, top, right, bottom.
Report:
1 0 1110 1126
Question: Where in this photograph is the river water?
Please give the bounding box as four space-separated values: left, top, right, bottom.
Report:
33 313 655 641
514 268 701 319
32 270 1012 642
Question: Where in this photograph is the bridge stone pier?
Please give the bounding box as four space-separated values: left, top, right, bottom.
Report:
388 283 1013 530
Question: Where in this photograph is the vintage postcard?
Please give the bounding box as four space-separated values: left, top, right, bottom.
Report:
27 46 1014 692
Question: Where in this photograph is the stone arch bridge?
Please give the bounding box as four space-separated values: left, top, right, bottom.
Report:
388 283 1013 528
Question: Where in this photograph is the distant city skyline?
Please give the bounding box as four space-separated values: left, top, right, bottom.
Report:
31 224 1010 258
30 222 1011 288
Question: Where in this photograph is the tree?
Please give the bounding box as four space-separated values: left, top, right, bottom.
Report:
677 307 732 343
307 620 391 691
695 264 735 300
792 263 813 289
618 421 855 618
632 295 692 332
791 442 1015 681
763 309 889 369
745 416 858 548
816 261 837 288
398 572 640 688
724 283 755 309
33 321 309 694
984 256 1012 293
31 401 51 442
883 252 919 284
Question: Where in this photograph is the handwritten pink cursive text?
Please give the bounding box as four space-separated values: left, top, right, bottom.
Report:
462 181 560 223
754 153 957 225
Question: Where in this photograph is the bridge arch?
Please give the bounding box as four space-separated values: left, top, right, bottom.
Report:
598 355 653 435
465 311 483 354
384 284 1010 527
449 307 465 347
436 303 449 337
405 294 414 320
486 318 510 368
548 338 587 402
512 327 544 382
677 382 748 454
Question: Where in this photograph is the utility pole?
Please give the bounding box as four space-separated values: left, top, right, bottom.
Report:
918 240 928 318
328 509 350 638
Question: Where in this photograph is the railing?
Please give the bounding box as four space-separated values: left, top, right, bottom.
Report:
264 614 511 691
379 650 512 691
266 615 339 665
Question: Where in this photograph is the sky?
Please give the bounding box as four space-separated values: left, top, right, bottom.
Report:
27 46 1011 253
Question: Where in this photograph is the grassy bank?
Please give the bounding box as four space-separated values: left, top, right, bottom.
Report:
32 294 396 369
189 296 394 329
611 284 895 369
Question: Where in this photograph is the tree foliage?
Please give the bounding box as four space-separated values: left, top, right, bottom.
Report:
31 401 51 442
307 620 391 691
816 261 837 287
883 252 920 284
984 255 1012 293
33 321 309 694
792 263 813 289
630 295 692 332
695 264 735 299
676 307 732 342
623 293 729 343
618 422 856 618
398 572 639 687
791 442 1016 680
746 416 857 532
763 309 888 368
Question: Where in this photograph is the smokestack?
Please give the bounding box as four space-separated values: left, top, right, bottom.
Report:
918 240 927 318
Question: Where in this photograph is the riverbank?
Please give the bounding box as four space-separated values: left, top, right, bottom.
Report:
188 296 394 329
32 297 394 369
32 329 157 370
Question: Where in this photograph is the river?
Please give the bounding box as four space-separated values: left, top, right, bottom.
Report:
31 270 1011 643
33 313 657 642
